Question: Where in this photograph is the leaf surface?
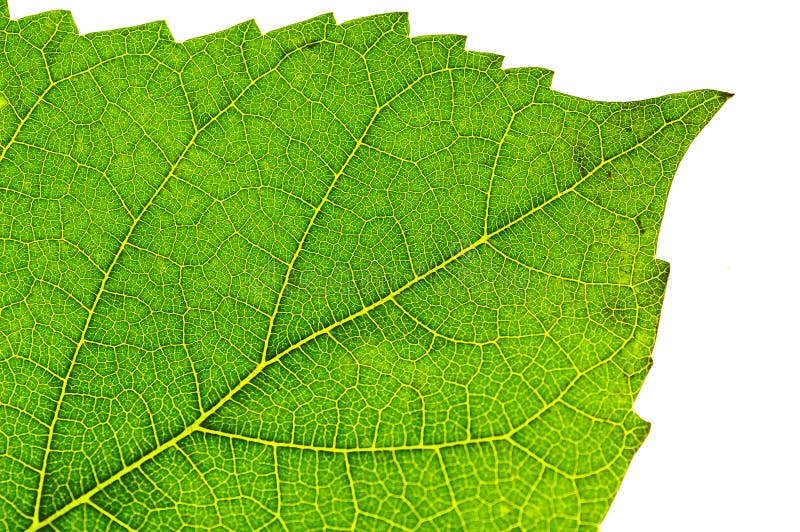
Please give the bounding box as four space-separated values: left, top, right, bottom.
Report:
0 3 727 530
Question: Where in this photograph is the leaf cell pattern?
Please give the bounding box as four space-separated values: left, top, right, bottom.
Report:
0 3 727 530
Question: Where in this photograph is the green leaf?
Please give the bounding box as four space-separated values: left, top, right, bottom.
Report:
0 3 727 530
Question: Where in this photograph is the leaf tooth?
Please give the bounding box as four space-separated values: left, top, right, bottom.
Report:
505 66 555 86
410 33 467 73
133 19 174 42
340 11 409 35
179 18 263 48
498 67 554 108
411 32 468 50
464 50 505 71
389 11 411 36
264 12 334 49
307 12 337 27
240 17 260 34
12 7 79 43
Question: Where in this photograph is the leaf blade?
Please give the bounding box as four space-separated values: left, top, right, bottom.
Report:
0 4 728 530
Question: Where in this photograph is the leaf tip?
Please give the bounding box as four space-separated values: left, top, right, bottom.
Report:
704 89 734 121
709 90 734 109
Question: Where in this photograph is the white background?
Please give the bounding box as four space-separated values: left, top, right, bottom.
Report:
9 1 799 530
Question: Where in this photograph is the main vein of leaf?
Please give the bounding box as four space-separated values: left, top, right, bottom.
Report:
18 32 716 526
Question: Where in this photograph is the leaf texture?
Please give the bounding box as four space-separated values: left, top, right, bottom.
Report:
0 3 728 530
